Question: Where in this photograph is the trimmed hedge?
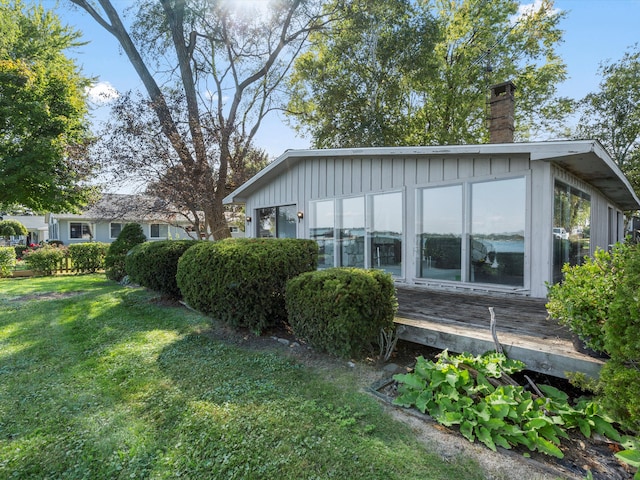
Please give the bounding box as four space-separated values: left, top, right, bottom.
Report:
0 246 16 277
68 242 108 273
23 244 66 276
285 267 398 359
125 240 199 298
176 238 318 333
105 223 146 282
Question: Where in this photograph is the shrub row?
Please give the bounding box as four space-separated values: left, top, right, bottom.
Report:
0 246 16 277
125 240 199 298
68 243 108 273
285 267 397 358
176 238 318 333
23 244 67 275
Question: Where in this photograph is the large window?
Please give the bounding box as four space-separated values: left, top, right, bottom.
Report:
257 205 297 238
70 222 92 240
310 200 334 268
418 185 463 281
470 177 526 286
150 223 169 238
110 223 123 239
370 192 403 276
338 196 365 268
553 181 590 283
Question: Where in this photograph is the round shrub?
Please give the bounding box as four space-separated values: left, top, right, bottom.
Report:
285 267 398 359
68 242 108 273
176 238 318 333
125 239 199 298
105 223 146 282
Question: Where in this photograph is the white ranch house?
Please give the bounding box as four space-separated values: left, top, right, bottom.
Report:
224 140 640 299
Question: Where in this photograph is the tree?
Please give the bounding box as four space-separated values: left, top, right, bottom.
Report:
70 0 332 239
0 0 96 212
0 219 27 240
288 0 571 147
575 45 640 195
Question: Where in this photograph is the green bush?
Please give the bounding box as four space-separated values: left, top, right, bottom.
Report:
0 246 16 277
0 219 27 237
105 223 146 282
285 267 397 358
68 242 108 273
23 244 67 275
546 245 627 353
14 245 31 259
177 238 318 333
126 240 199 298
600 243 640 434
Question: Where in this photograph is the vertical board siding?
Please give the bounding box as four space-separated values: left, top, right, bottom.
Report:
473 157 491 177
443 158 459 180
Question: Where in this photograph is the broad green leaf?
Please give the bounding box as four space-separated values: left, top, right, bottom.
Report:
537 384 569 402
615 449 640 468
592 416 622 442
477 426 497 451
393 372 425 390
460 420 475 442
534 437 564 459
576 418 591 438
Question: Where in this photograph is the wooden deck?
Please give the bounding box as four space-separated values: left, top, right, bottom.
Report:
393 285 604 379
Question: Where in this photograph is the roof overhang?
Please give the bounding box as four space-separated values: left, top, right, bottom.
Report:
224 140 640 211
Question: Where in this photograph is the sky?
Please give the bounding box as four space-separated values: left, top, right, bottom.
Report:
49 0 640 160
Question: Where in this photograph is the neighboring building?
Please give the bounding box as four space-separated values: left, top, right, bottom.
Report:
47 194 193 244
0 215 49 245
224 140 639 299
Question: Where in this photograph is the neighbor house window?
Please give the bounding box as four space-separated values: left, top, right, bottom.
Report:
110 223 123 239
257 205 296 238
150 223 168 238
369 191 403 277
553 181 590 283
70 222 92 240
310 200 334 268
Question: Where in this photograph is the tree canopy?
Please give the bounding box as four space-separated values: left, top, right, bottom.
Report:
0 219 27 238
0 0 96 212
575 45 640 195
71 0 332 239
287 0 571 147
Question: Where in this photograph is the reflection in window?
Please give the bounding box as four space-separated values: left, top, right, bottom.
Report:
470 177 525 286
553 181 590 283
70 222 92 240
370 192 402 276
310 200 334 268
338 197 365 268
258 205 297 238
110 223 123 239
418 185 462 281
150 223 168 238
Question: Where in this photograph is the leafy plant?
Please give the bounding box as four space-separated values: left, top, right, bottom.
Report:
393 350 620 458
22 244 67 275
546 244 628 353
0 219 28 238
68 242 108 273
615 436 640 480
0 246 16 277
104 223 146 281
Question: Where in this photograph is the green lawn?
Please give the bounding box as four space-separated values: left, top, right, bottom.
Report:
0 275 485 479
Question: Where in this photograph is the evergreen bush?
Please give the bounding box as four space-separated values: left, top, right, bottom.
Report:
0 246 16 277
104 223 146 282
126 239 199 298
68 242 108 273
176 238 318 333
23 244 66 275
285 267 397 358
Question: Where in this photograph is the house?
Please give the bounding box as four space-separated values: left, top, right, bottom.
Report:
46 194 193 244
0 215 49 245
223 86 639 299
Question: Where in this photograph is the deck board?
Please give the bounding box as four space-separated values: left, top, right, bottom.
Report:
393 285 604 379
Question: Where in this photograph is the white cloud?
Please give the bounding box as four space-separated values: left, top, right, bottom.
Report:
515 0 560 21
85 81 119 105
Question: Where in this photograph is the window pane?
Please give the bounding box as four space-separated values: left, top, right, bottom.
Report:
418 185 462 281
110 223 122 239
258 208 276 237
70 222 92 240
470 178 525 286
150 224 168 238
310 200 334 268
276 205 297 238
370 192 402 276
338 196 365 268
553 181 590 283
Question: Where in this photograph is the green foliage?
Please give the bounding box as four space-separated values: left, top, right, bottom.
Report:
615 437 640 479
288 0 570 147
125 239 199 298
23 244 66 275
600 243 640 435
285 267 397 358
104 223 146 282
67 242 108 273
546 245 627 353
177 238 318 333
14 244 30 259
393 350 621 458
0 0 96 212
0 219 28 237
0 246 16 277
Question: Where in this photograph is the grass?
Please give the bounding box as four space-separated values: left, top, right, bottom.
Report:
0 275 486 479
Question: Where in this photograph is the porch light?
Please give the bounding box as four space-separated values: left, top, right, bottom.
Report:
297 211 304 221
246 216 252 223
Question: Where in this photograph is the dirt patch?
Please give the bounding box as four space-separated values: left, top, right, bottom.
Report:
11 291 84 302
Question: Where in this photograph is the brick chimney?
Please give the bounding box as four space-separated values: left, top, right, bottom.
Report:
488 81 516 143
